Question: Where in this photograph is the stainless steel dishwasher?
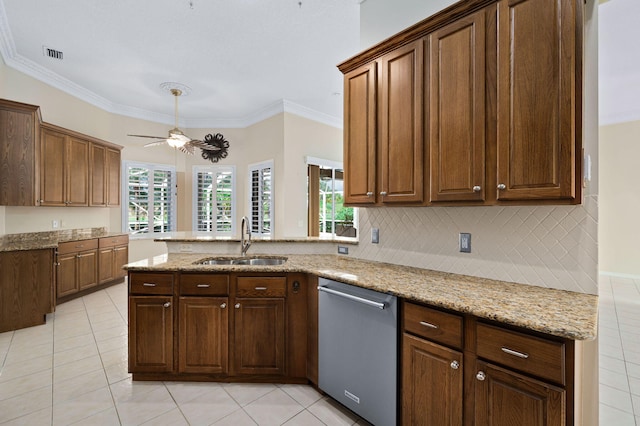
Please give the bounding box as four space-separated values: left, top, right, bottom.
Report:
318 277 398 426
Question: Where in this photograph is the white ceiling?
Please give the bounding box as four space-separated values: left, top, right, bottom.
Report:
0 0 360 128
0 0 637 128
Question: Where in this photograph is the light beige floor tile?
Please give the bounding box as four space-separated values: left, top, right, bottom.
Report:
307 397 359 426
140 407 190 426
280 384 323 408
103 360 131 384
53 342 99 367
627 361 640 379
53 354 103 383
3 341 53 365
93 324 128 343
96 334 128 354
165 381 222 404
70 407 120 426
89 310 125 325
99 346 128 367
599 403 637 426
180 387 242 425
53 369 108 404
600 367 631 392
629 376 640 396
54 299 86 315
600 383 634 413
53 333 96 353
600 354 628 375
282 409 325 426
223 382 278 406
110 377 166 403
52 386 114 425
0 353 52 382
0 368 51 401
213 409 258 426
1 406 52 426
243 388 304 426
0 385 52 423
115 385 177 425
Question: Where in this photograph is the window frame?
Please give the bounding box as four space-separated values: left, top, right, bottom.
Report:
192 165 236 235
121 161 177 237
248 160 274 237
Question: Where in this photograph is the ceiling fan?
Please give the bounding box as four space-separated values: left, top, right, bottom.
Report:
128 87 229 161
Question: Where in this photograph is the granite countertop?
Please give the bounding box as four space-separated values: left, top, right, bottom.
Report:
124 253 598 341
153 232 358 245
0 228 128 252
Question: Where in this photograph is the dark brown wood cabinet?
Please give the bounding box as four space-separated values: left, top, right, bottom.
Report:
90 144 121 207
0 249 54 332
98 235 129 284
128 273 174 373
56 239 98 299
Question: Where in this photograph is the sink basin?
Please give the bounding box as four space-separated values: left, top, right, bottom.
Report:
195 256 287 266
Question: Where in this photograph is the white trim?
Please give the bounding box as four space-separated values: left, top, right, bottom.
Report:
248 159 274 237
305 156 343 170
599 271 640 280
192 165 236 236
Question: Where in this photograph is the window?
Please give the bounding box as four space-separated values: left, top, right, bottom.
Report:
193 166 235 235
249 160 273 237
307 157 357 238
122 162 176 235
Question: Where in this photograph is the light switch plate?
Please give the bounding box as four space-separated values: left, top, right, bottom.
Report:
338 246 349 255
459 233 471 253
372 228 380 244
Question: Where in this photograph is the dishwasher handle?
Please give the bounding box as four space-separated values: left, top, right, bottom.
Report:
318 285 386 310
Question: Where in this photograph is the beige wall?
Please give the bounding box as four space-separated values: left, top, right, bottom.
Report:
599 120 640 276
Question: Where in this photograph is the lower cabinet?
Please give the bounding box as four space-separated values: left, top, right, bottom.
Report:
56 239 98 299
401 300 573 426
98 235 129 284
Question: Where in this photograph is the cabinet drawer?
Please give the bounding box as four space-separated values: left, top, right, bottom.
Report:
57 238 98 255
236 277 286 297
404 302 463 349
180 274 229 296
476 322 566 385
130 273 174 295
99 235 129 248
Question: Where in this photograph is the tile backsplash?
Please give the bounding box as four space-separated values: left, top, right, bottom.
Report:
349 195 598 294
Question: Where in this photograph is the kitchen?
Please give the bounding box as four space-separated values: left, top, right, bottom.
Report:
0 0 637 424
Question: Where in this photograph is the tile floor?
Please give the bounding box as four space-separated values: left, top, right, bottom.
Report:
0 282 369 425
2 277 639 425
599 275 640 426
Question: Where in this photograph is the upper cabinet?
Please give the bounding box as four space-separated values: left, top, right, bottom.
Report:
0 99 123 207
339 0 583 206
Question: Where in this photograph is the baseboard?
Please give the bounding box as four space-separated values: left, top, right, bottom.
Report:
599 271 640 280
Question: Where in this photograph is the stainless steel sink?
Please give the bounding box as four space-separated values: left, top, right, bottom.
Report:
195 256 287 266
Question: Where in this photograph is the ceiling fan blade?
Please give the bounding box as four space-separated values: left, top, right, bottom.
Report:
189 139 221 151
143 140 168 147
179 143 195 155
128 134 168 139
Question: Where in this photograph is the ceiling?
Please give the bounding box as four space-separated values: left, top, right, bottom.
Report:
0 0 360 128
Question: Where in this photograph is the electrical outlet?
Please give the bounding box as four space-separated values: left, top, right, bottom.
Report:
52 220 59 229
371 228 380 244
459 233 471 253
179 244 193 253
338 246 349 255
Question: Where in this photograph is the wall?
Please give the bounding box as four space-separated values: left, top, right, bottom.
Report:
599 120 640 277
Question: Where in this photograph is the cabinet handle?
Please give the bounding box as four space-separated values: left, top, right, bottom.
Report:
419 321 439 329
473 185 481 192
235 303 241 309
476 371 486 381
501 347 529 359
196 284 211 288
143 283 157 287
163 302 171 308
450 360 460 370
380 191 387 196
220 303 227 309
254 286 267 291
366 192 373 197
497 183 506 190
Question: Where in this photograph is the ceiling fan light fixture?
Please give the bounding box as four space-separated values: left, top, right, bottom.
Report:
166 138 187 148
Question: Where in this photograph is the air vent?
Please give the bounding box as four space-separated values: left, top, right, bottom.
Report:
42 46 63 60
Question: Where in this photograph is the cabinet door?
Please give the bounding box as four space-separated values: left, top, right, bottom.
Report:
429 11 486 202
40 127 67 206
128 296 174 373
179 297 229 374
475 360 565 426
402 333 463 426
77 249 98 290
113 245 128 280
98 247 115 284
343 62 377 204
66 137 89 206
90 143 107 206
56 252 78 298
234 298 285 375
107 148 121 206
496 0 579 201
379 39 424 203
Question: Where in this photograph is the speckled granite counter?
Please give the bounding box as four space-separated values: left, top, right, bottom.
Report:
0 228 127 252
124 253 598 341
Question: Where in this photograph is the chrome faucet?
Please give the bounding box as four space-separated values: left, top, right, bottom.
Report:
240 216 251 256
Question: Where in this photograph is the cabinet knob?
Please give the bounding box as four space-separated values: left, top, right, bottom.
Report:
366 192 373 197
235 303 241 309
163 302 171 308
473 185 481 192
450 360 460 370
380 191 387 196
476 371 486 381
220 303 227 309
497 184 506 190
